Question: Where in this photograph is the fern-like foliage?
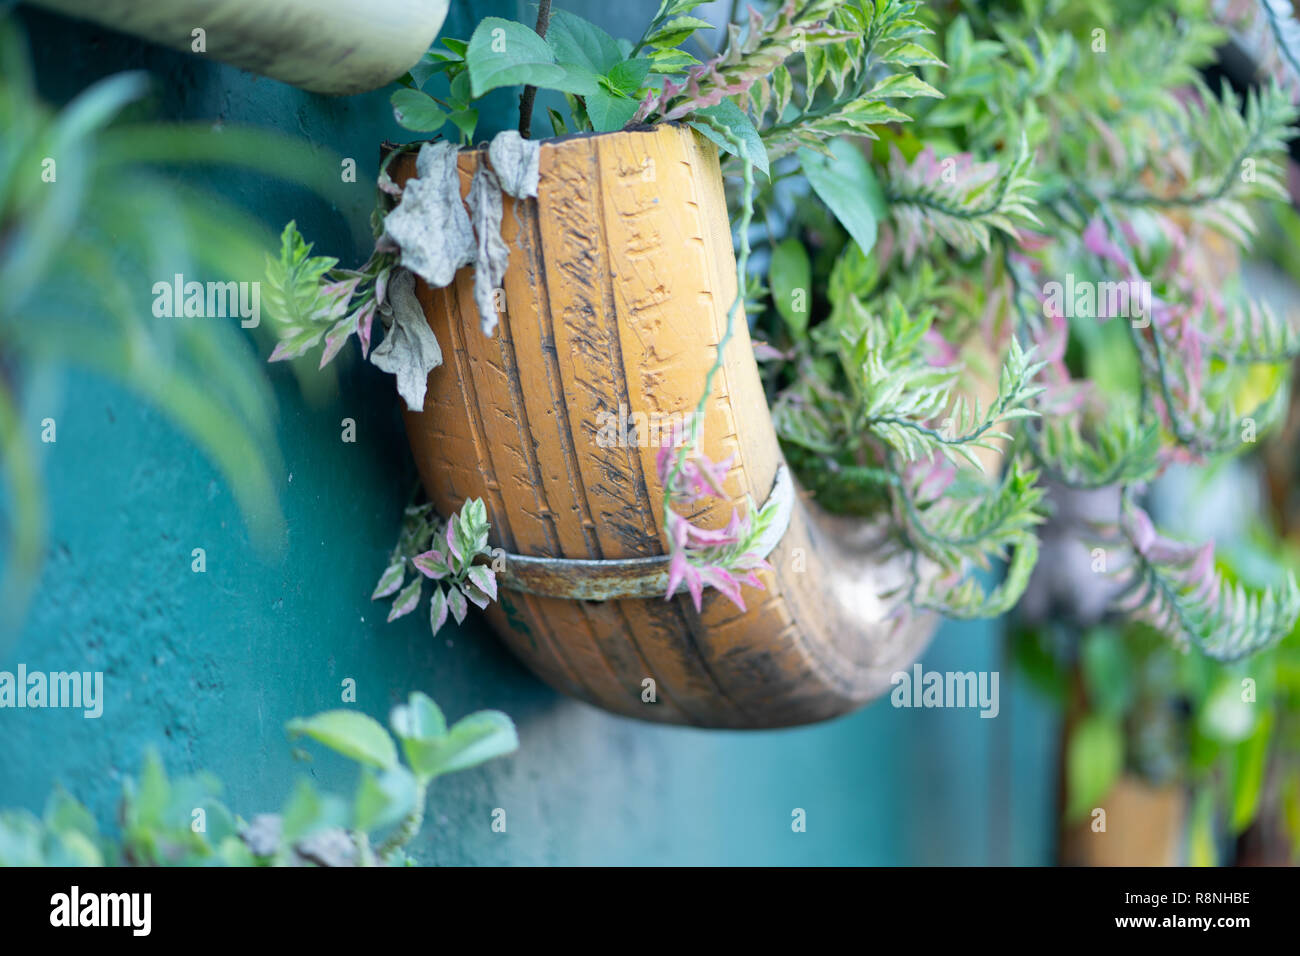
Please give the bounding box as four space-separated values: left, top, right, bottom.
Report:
885 136 1039 260
771 262 1048 618
1106 81 1295 243
1113 498 1300 661
1212 293 1300 362
858 323 1045 469
263 222 388 368
1029 412 1163 490
739 0 945 162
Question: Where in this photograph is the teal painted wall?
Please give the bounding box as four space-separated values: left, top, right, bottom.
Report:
1 1 1058 865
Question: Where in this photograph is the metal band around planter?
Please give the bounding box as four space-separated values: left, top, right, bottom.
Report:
496 465 794 602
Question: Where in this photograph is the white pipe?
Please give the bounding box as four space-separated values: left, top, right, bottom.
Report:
28 0 449 95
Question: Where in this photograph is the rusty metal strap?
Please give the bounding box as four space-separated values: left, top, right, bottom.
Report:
496 465 794 601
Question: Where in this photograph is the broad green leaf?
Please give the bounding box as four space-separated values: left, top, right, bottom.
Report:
799 139 887 255
354 766 419 832
769 238 812 338
390 691 447 742
546 9 624 74
607 58 652 95
586 88 640 133
447 109 478 142
409 52 454 89
281 779 348 844
466 18 583 97
688 99 770 178
402 710 519 780
391 89 447 132
287 710 400 769
1064 715 1123 822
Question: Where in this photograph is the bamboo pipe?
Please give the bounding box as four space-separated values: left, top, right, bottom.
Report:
393 124 936 729
28 0 447 95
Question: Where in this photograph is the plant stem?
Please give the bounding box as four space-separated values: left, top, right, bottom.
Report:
518 0 553 139
377 781 427 861
660 124 755 579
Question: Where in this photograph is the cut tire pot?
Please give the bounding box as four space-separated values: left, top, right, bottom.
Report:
390 123 935 729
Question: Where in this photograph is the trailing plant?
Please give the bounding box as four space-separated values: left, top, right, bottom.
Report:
748 0 1300 655
0 692 517 867
371 497 497 639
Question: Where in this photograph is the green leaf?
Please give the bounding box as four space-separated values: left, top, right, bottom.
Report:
409 52 454 89
447 109 478 143
547 106 568 136
869 73 944 99
446 584 468 624
586 88 640 133
646 16 714 49
1079 628 1132 720
391 89 447 133
607 58 652 95
43 787 98 838
546 10 625 74
1230 711 1273 833
1065 715 1124 822
688 99 770 178
287 710 400 770
839 100 913 126
429 585 450 635
649 48 699 73
467 565 497 602
354 766 419 832
129 750 170 828
799 139 887 254
388 576 422 622
371 561 406 600
390 691 447 743
1200 676 1259 742
281 779 348 844
402 710 519 781
881 42 947 67
461 498 490 552
466 18 577 97
769 238 811 338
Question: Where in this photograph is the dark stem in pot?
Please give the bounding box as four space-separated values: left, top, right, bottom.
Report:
517 0 553 139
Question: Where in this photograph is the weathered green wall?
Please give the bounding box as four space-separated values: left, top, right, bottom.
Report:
1 1 1058 864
